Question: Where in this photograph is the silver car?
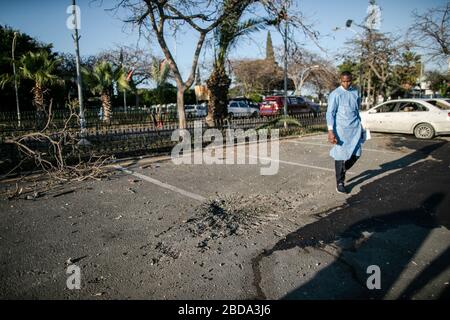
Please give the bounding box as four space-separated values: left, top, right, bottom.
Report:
185 104 207 118
227 100 260 118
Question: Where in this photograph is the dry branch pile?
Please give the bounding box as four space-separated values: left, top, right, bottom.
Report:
1 100 112 199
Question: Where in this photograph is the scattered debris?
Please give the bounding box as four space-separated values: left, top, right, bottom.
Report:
155 242 181 259
53 189 75 198
127 188 137 194
185 194 285 242
7 183 23 199
93 292 105 296
273 230 284 237
25 191 43 200
65 255 88 265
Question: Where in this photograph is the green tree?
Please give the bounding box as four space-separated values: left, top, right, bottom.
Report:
391 50 421 97
1 50 61 113
150 58 171 104
426 70 450 97
206 0 268 127
337 60 358 78
0 25 54 112
82 61 130 122
266 31 275 63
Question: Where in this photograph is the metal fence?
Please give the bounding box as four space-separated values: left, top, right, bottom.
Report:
0 112 326 174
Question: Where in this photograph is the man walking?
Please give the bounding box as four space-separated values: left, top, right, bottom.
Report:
326 71 364 194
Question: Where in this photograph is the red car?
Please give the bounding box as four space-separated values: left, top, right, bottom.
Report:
259 96 317 116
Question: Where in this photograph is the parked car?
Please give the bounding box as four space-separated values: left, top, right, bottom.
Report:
185 104 207 118
259 95 318 116
423 98 450 110
302 97 321 114
228 100 260 118
360 99 450 139
229 96 260 110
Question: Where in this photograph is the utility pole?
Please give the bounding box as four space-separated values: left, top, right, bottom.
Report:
283 0 288 129
12 32 21 127
71 0 89 145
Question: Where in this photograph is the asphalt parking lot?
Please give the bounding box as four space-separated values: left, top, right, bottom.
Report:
0 132 449 299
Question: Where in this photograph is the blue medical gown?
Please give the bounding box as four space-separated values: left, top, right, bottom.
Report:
326 86 363 161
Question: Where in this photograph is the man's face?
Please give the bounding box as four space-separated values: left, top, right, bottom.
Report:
340 75 352 90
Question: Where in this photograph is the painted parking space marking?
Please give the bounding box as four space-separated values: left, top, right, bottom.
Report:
247 155 355 174
285 140 402 154
174 140 350 174
114 165 206 202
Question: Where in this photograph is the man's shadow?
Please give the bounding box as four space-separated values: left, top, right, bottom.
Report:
346 139 446 193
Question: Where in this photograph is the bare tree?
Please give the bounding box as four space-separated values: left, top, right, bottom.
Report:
279 44 334 96
408 3 449 66
307 61 338 102
112 0 242 129
342 30 403 106
97 45 154 86
231 58 285 96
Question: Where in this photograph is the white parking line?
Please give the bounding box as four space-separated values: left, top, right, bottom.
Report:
299 135 328 140
247 155 354 174
285 140 401 154
181 141 348 174
114 165 206 202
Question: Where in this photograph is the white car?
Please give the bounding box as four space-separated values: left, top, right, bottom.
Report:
227 100 260 118
360 99 450 139
423 98 450 109
185 104 207 118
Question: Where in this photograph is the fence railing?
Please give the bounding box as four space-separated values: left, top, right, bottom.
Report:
0 112 327 174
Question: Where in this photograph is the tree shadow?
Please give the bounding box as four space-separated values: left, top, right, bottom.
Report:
251 137 449 300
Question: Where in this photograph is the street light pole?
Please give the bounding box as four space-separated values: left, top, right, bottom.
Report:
71 0 89 145
12 32 21 127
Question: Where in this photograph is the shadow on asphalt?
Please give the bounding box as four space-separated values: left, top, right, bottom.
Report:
252 138 449 299
346 139 446 193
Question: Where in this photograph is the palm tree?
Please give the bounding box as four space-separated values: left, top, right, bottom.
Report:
82 61 130 122
0 50 60 113
150 57 170 104
206 0 270 127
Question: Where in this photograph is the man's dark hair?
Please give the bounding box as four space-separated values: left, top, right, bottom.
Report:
340 71 353 78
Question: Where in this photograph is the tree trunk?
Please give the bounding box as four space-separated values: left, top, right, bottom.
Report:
101 93 112 122
205 65 231 128
366 72 373 109
177 87 187 129
293 78 300 96
33 84 46 129
33 84 45 113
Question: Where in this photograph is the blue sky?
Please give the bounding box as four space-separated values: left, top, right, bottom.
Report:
0 0 447 80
